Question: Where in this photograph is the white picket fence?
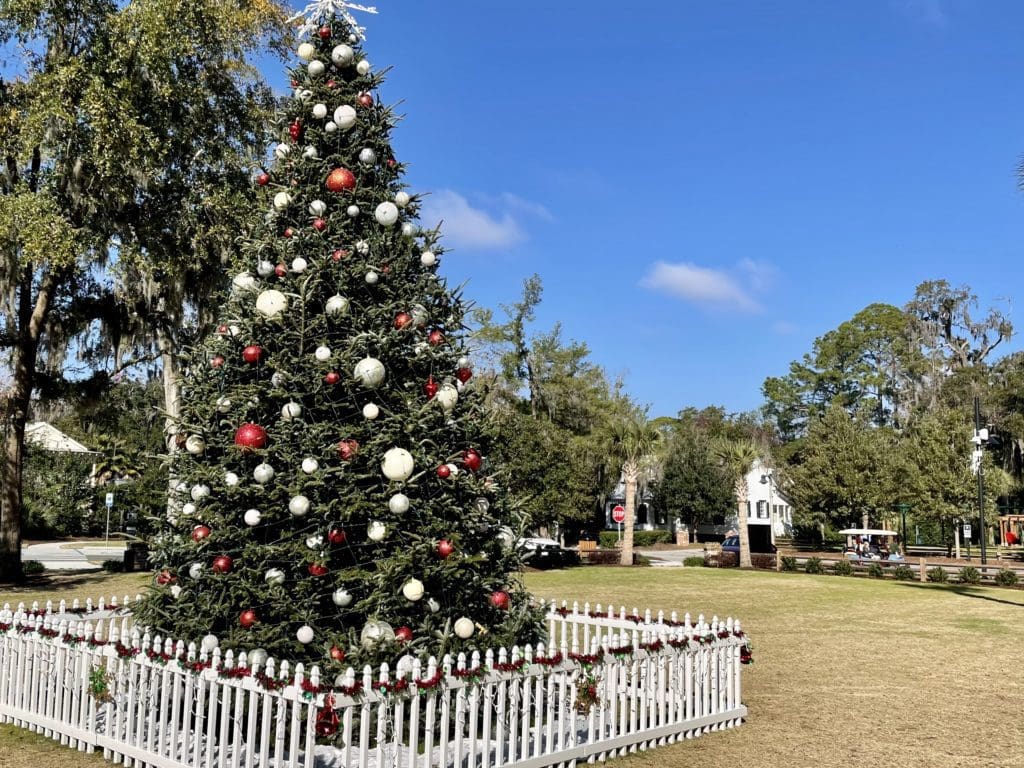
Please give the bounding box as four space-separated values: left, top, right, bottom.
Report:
0 595 749 768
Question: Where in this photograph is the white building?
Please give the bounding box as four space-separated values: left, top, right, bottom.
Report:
692 458 794 547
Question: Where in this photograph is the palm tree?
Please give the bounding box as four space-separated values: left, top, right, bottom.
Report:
607 413 661 566
712 439 761 569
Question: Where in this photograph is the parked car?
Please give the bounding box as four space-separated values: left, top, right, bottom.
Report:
721 536 776 555
519 536 577 568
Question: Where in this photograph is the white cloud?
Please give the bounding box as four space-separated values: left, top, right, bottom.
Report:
420 190 530 250
640 261 762 312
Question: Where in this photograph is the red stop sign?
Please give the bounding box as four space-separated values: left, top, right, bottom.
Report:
612 505 626 524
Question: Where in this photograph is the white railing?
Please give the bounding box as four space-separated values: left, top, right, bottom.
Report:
0 596 749 768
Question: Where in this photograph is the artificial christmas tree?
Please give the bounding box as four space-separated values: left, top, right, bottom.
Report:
139 1 541 673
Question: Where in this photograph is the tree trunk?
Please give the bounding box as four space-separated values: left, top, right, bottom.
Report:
620 463 637 566
736 481 753 569
157 325 181 520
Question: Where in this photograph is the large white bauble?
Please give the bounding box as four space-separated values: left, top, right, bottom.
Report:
308 60 325 77
364 270 379 285
331 44 354 65
333 105 357 129
325 120 338 133
297 42 316 61
256 289 288 319
381 448 415 481
360 620 391 649
446 463 460 477
271 372 286 387
436 384 459 413
354 357 385 387
243 508 262 526
257 259 275 277
325 294 350 317
253 463 275 484
248 648 268 668
332 588 353 607
181 502 197 516
296 625 315 644
190 484 210 502
308 199 327 216
185 435 206 455
314 345 332 361
454 618 475 639
170 585 182 599
402 578 424 602
420 250 437 267
232 271 256 291
273 192 291 212
389 493 410 514
395 191 411 207
458 356 471 368
374 201 399 226
201 634 220 652
289 495 311 516
281 401 302 421
401 222 415 236
367 520 387 541
273 143 290 160
355 239 370 254
312 103 328 119
264 568 285 586
411 304 428 327
427 598 440 613
346 205 360 217
305 534 324 550
302 145 318 159
189 562 204 579
356 59 371 75
298 89 313 102
291 257 308 273
224 471 239 486
301 457 319 474
358 147 376 165
362 402 380 420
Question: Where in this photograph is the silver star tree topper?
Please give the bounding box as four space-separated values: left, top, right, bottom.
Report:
289 0 379 39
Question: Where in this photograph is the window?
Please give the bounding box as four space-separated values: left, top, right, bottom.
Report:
756 500 768 519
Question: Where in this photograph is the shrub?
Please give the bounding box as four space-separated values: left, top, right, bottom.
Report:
926 566 948 583
892 564 914 581
23 560 45 575
718 551 739 568
866 562 885 579
781 556 798 572
832 559 854 576
583 550 620 566
684 556 706 567
101 559 126 573
804 557 823 575
597 530 672 549
995 568 1019 586
750 553 777 570
956 566 981 585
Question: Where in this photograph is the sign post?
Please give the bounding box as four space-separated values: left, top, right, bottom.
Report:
105 492 114 546
612 504 626 544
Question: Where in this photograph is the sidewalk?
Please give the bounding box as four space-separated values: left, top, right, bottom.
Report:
22 541 127 571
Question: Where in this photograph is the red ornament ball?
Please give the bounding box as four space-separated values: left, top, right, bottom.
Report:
308 563 329 577
240 609 258 628
289 120 303 142
394 312 413 330
290 78 298 87
312 217 327 232
489 590 511 610
394 626 413 644
234 422 267 451
275 263 287 277
456 367 473 383
427 329 445 346
387 158 397 168
337 438 359 461
329 645 346 662
436 539 454 558
357 92 373 108
324 371 341 385
332 248 349 262
327 527 347 545
191 525 211 543
326 79 337 89
318 25 331 39
210 354 225 369
242 345 262 364
156 569 176 585
326 167 356 193
462 449 482 472
217 324 229 334
424 377 438 399
256 172 269 186
212 555 233 574
436 464 451 479
283 227 295 239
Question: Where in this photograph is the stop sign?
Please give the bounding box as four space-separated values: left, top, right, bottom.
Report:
611 505 626 524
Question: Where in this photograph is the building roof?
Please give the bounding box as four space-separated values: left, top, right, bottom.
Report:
24 422 96 454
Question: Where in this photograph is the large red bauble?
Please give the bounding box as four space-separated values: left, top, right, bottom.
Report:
394 626 413 644
234 423 267 451
211 355 225 369
427 329 445 346
324 371 340 385
242 345 262 364
308 563 329 577
424 377 438 399
329 645 346 662
436 539 454 558
275 263 287 277
436 464 451 479
462 449 482 472
289 120 303 142
283 227 295 239
312 217 327 232
212 555 233 574
394 312 413 330
357 92 373 107
337 438 359 461
489 590 511 610
325 168 356 193
456 367 473 383
156 569 175 585
327 527 347 545
256 172 269 186
318 25 331 39
191 525 211 542
332 248 348 262
240 609 258 628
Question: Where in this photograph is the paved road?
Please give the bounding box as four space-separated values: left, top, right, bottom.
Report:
23 541 127 571
636 547 708 567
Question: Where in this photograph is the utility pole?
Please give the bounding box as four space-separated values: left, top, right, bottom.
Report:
972 396 987 565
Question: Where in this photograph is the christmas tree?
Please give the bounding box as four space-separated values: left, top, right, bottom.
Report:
139 1 541 672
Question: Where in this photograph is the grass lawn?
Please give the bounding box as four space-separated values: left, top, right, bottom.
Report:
3 568 1023 768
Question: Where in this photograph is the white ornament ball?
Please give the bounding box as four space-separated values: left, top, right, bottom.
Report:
291 257 308 274
360 620 391 648
281 401 302 421
395 191 410 207
257 259 275 277
454 618 475 639
296 625 315 644
436 384 459 413
346 204 360 217
365 270 379 284
401 222 415 236
402 578 424 602
272 191 291 210
420 250 437 267
302 145 318 159
362 402 380 420
181 502 197 516
427 598 440 613
331 44 354 65
355 239 370 254
354 357 385 387
232 272 256 292
201 634 220 652
332 588 353 607
458 356 470 368
256 289 288 319
289 495 311 516
298 89 313 101
325 120 338 133
374 201 399 226
224 471 239 486
314 345 332 361
309 199 327 216
229 325 241 337
189 562 204 579
273 143 290 160
381 447 415 481
411 304 428 327
367 520 387 542
265 568 285 586
358 147 377 165
253 463 275 484
333 104 357 129
248 648 268 668
170 585 182 599
348 33 357 43
301 457 319 474
446 463 459 477
271 372 286 387
305 534 324 550
185 435 206 455
312 103 328 119
217 394 233 413
389 493 410 514
297 42 316 61
308 60 325 77
325 294 350 317
243 508 262 526
190 484 210 502
356 59 371 75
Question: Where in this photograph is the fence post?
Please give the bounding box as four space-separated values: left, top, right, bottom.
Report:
919 557 928 583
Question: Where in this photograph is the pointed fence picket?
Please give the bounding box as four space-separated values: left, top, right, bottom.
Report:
0 596 748 768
